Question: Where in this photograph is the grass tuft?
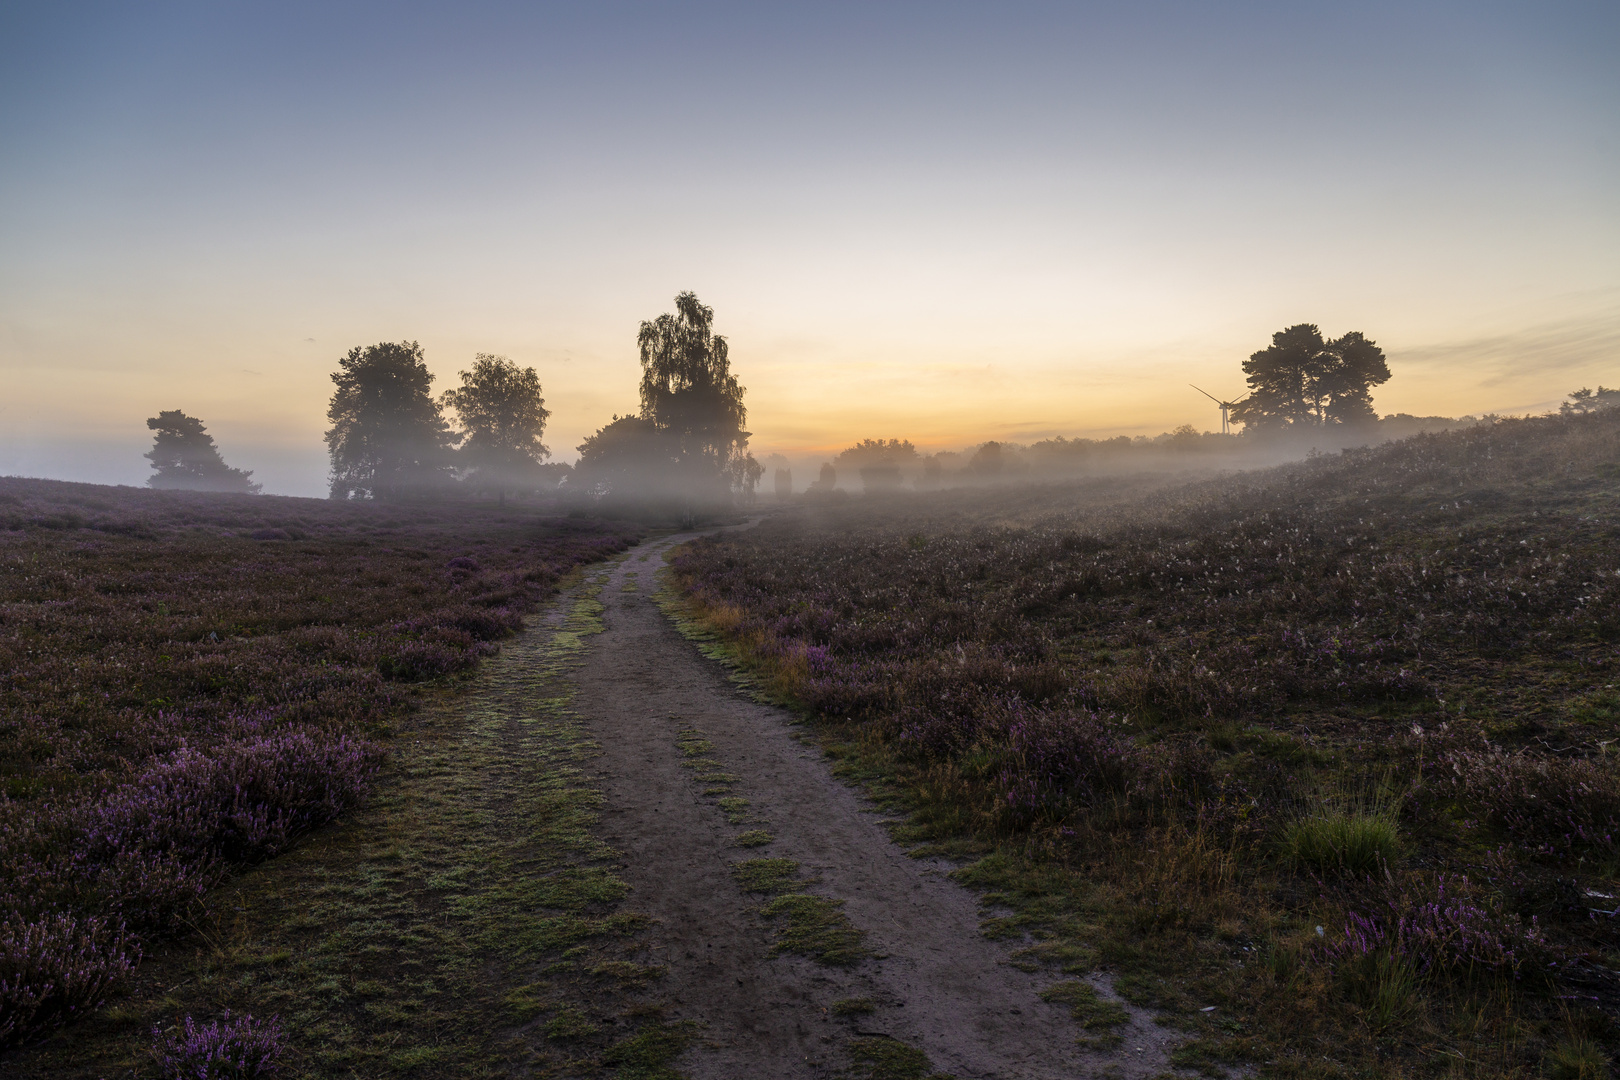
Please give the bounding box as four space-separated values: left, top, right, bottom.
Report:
760 894 869 966
544 1007 599 1042
843 1036 954 1079
1338 950 1422 1034
1037 979 1129 1032
730 858 802 893
601 1021 695 1080
1547 1035 1612 1080
830 997 875 1015
1282 810 1400 876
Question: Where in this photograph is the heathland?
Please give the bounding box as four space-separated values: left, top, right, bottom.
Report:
670 409 1620 1078
5 407 1620 1078
0 479 635 1053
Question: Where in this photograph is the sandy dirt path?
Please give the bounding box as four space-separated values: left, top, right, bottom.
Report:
571 529 1181 1078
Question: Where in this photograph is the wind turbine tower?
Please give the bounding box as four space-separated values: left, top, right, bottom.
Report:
1190 385 1248 435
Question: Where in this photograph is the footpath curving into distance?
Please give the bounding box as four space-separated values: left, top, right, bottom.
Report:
576 526 1181 1078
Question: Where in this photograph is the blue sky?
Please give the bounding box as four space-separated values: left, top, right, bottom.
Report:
2 1 1616 495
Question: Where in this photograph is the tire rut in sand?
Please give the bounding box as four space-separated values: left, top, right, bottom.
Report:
573 532 1185 1079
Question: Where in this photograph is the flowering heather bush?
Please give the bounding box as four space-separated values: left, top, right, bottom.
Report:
0 913 137 1045
1324 876 1547 980
994 705 1143 826
151 1010 285 1079
0 478 635 1046
1441 744 1620 860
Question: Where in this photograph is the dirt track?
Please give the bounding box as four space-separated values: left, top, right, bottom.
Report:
572 528 1183 1078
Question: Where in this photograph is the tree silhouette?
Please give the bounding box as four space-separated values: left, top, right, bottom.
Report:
440 354 551 503
805 462 837 493
144 410 260 493
573 414 680 499
1562 387 1620 416
1317 331 1390 426
968 441 1005 477
1230 324 1390 432
836 438 919 491
325 341 453 500
637 292 761 497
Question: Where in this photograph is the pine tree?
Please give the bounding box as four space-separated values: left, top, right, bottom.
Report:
145 411 260 493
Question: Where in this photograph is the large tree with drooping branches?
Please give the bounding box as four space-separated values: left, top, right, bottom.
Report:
636 292 762 498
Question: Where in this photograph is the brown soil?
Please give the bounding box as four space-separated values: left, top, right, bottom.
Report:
578 529 1186 1078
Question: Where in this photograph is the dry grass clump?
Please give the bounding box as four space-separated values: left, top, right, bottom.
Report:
1547 1033 1612 1080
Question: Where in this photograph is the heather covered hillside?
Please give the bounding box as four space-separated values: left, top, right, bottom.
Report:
672 409 1620 1077
0 478 634 1047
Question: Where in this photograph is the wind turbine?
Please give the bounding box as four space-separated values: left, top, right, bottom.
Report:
1190 385 1248 435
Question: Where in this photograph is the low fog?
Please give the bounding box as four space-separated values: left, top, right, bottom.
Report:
2 310 1609 512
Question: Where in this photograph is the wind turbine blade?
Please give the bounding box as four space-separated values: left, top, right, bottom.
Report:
1190 384 1223 405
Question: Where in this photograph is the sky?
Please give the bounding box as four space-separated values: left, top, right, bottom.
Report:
1 1 1616 497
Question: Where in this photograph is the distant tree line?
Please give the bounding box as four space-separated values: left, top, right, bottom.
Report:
143 315 1610 501
142 292 761 510
791 318 1617 494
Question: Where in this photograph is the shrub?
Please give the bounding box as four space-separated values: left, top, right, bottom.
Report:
443 605 525 641
1324 875 1546 982
1441 746 1620 861
377 641 474 681
151 1010 284 1079
86 733 379 868
0 913 138 1045
994 706 1144 826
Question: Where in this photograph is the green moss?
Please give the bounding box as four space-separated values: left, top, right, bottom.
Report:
675 732 715 757
843 1036 954 1079
601 1021 695 1080
761 893 869 966
1038 980 1129 1031
731 829 774 847
730 858 802 893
